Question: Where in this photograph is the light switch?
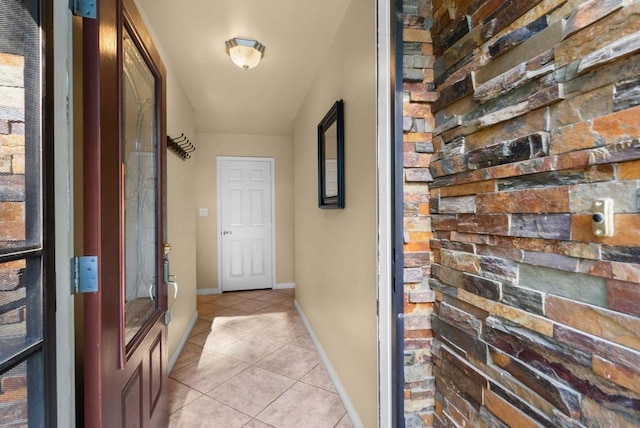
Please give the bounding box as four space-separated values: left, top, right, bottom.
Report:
199 208 209 217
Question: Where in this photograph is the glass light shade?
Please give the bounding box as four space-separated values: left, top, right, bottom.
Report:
225 38 265 70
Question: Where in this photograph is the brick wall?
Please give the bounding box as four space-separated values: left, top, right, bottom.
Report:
0 52 26 243
427 0 640 427
0 52 28 427
402 0 437 426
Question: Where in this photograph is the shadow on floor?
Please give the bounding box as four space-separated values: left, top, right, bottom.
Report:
168 288 354 428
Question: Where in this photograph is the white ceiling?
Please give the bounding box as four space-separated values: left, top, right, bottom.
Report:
137 0 352 136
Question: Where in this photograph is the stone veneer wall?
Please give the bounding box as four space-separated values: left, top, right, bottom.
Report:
428 0 640 427
402 0 437 426
0 52 25 242
0 52 28 425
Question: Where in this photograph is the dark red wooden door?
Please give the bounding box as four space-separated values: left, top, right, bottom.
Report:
82 0 168 426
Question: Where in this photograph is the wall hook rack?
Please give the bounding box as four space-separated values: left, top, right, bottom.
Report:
167 134 195 160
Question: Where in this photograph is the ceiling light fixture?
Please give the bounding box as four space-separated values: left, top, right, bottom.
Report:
225 37 265 70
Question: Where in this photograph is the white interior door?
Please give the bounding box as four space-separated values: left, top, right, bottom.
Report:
218 157 275 291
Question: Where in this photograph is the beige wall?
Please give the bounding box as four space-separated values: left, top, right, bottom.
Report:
135 0 199 365
165 66 199 361
292 0 377 424
194 133 294 291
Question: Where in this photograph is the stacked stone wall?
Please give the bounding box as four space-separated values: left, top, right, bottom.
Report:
0 52 28 427
402 0 437 426
0 52 26 243
428 0 640 426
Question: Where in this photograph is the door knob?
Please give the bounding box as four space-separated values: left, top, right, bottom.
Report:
222 231 232 236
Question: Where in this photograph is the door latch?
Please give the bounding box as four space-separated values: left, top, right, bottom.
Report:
162 243 177 325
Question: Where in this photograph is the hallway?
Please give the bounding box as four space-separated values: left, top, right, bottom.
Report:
168 289 354 427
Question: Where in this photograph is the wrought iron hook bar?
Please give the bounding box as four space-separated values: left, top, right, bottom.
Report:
167 134 195 160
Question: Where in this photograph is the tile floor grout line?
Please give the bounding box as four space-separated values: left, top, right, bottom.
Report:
249 376 300 423
204 389 263 421
168 290 354 427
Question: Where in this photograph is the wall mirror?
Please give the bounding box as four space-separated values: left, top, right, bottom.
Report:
318 100 345 208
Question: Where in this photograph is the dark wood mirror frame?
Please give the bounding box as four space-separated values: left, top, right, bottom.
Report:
317 100 345 209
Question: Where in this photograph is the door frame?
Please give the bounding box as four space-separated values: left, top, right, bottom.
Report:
52 0 76 426
48 0 397 425
376 0 397 425
216 156 276 293
390 0 405 422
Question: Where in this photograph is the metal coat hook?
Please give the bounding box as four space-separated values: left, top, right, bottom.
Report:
172 133 187 143
167 134 195 160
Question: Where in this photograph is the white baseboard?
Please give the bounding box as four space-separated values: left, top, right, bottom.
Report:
275 282 295 289
168 312 198 374
294 300 363 428
197 288 221 295
198 285 293 293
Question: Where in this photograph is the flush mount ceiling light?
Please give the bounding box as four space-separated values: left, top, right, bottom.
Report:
225 37 265 70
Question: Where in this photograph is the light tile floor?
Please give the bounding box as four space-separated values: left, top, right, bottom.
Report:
169 289 354 428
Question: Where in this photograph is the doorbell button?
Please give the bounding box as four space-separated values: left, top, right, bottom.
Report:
591 198 614 237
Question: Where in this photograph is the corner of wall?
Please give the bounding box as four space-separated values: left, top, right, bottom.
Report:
168 311 198 373
165 62 198 362
401 0 436 426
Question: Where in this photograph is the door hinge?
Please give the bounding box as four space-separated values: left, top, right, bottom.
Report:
71 256 99 294
70 0 96 19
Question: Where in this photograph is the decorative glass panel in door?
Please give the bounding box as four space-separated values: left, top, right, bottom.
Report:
123 27 159 345
82 0 168 424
